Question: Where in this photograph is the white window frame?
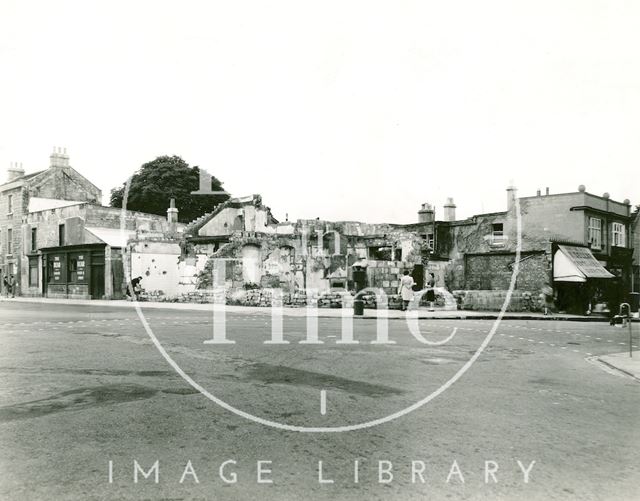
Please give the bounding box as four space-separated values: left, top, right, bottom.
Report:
612 222 625 247
588 217 602 250
490 223 505 246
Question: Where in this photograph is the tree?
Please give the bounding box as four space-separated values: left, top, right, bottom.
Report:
110 155 229 223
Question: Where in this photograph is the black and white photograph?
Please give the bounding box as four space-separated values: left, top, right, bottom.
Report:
1 1 639 499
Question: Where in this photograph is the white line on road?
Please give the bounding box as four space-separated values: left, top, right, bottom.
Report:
320 390 327 416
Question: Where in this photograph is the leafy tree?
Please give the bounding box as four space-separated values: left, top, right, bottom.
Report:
110 155 229 223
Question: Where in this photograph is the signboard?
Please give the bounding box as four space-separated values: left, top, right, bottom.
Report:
76 254 87 283
50 255 66 283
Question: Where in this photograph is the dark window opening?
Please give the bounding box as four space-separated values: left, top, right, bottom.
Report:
368 246 393 261
58 224 65 246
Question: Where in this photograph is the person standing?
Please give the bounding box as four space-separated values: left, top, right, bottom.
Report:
2 275 8 298
398 270 415 311
426 272 436 308
8 274 15 298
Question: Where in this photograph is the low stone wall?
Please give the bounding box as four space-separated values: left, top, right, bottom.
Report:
453 290 544 312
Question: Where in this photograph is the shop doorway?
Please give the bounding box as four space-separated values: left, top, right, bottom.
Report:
91 264 105 299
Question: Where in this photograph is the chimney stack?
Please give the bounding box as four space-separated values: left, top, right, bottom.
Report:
443 197 456 222
418 203 434 224
506 185 518 211
7 162 25 182
49 146 70 168
167 198 179 228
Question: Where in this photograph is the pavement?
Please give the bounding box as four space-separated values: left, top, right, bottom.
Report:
3 296 635 322
1 300 639 500
598 352 640 380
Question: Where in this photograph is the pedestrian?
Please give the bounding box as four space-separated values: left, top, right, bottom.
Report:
8 274 15 298
398 270 415 311
426 272 436 308
2 275 8 298
127 276 143 301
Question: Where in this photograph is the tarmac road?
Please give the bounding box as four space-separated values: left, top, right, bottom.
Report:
1 301 639 500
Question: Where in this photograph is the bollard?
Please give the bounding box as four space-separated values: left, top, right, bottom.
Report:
619 303 632 358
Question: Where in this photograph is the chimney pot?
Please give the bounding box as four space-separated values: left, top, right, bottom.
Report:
443 197 456 222
7 161 25 182
545 187 549 195
418 202 434 224
506 185 518 211
167 198 179 226
536 189 541 196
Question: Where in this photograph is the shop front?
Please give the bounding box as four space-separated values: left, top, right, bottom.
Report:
40 244 113 299
553 244 615 314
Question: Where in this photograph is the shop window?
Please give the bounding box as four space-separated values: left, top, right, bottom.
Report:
612 222 625 247
588 217 601 250
68 257 78 282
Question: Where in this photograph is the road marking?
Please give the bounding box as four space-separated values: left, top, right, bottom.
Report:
320 390 327 416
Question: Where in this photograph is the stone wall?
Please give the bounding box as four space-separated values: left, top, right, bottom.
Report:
455 290 545 312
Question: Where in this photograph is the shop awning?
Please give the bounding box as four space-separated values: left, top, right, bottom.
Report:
553 245 615 282
85 227 135 248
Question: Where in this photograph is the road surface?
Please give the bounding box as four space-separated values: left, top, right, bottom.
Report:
1 301 638 500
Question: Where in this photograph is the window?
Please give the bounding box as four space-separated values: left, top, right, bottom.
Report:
612 222 625 247
68 258 78 282
7 194 13 213
58 224 65 246
7 228 12 254
490 223 505 246
28 258 38 287
588 217 602 250
427 233 434 250
31 227 37 252
368 246 393 261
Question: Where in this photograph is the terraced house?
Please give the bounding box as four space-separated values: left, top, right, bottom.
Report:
0 149 101 295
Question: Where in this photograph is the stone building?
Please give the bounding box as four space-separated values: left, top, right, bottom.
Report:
181 194 429 300
631 207 640 293
2 148 185 299
433 185 634 313
24 202 182 299
1 148 101 294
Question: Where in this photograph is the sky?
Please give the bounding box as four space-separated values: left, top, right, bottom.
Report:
1 0 639 224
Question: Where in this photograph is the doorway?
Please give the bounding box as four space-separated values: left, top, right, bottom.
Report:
91 264 105 299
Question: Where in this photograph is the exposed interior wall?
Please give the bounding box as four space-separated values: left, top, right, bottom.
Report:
130 241 181 296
